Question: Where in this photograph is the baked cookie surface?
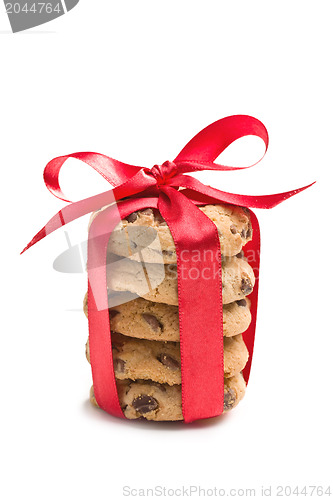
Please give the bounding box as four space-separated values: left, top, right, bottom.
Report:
107 255 255 306
90 372 246 421
83 295 252 340
85 332 248 384
97 204 252 264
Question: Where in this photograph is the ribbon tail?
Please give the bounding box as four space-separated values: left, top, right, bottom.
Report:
169 175 315 209
21 169 157 255
20 189 118 254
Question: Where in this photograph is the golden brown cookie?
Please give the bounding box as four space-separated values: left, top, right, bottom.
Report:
90 204 252 264
107 256 255 306
83 296 252 340
85 332 248 384
90 372 246 421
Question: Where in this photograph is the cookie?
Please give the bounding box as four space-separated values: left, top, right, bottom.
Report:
90 204 252 264
83 296 252 340
107 255 255 306
85 332 248 384
89 372 246 421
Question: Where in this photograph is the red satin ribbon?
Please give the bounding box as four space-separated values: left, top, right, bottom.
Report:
22 115 314 423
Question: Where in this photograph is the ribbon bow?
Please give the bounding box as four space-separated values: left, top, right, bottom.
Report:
22 115 313 423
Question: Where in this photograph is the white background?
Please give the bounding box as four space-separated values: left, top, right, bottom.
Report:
1 1 333 499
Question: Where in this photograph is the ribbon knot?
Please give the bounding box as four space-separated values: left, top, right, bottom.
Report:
150 160 178 185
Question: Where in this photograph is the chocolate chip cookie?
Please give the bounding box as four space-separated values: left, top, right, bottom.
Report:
83 296 252 340
107 255 255 306
85 332 248 384
89 372 246 421
89 204 252 264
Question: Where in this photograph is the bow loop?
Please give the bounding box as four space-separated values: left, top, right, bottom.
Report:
22 114 314 255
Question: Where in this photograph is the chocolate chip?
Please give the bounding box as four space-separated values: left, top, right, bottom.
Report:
141 208 153 216
236 299 247 307
132 395 159 414
154 212 167 225
109 309 120 319
112 339 124 352
157 354 180 371
114 358 125 373
142 314 163 331
111 332 124 351
230 224 237 234
241 278 253 295
126 212 138 223
162 250 174 256
236 251 244 259
246 227 252 239
241 229 246 238
224 388 236 410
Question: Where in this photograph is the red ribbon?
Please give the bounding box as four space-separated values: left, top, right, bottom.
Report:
22 115 314 423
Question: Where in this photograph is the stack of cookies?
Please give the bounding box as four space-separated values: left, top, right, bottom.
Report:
84 204 255 421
